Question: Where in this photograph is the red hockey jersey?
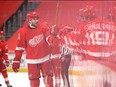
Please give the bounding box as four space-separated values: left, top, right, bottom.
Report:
66 17 116 60
79 17 116 60
51 35 61 59
0 40 8 63
15 22 51 64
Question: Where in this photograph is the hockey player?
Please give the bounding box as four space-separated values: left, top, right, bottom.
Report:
60 26 74 87
76 5 116 61
47 25 62 87
67 5 116 62
58 6 97 87
12 12 53 87
0 31 12 87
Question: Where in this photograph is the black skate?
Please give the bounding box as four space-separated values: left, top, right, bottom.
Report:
0 84 2 86
7 85 13 87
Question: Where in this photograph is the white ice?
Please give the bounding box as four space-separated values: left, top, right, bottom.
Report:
0 72 47 87
0 72 64 87
1 60 116 87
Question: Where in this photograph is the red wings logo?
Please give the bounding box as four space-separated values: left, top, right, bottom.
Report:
29 34 43 47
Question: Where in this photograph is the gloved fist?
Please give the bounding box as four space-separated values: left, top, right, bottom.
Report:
51 25 59 36
5 60 10 67
12 59 20 73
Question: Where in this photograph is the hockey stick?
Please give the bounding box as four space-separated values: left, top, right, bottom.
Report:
47 0 61 74
48 0 61 60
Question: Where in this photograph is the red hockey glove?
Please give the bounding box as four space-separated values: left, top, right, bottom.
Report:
5 60 10 67
12 58 20 73
51 25 59 36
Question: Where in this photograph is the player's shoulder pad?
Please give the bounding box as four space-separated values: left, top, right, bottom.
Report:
18 26 28 35
39 22 49 29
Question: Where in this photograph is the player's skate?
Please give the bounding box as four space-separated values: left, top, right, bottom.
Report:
7 84 13 87
0 84 2 87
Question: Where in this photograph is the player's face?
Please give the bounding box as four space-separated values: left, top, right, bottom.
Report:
28 17 39 29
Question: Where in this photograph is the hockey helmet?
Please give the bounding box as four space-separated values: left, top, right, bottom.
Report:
107 6 116 22
26 12 39 28
0 31 4 35
26 11 39 21
79 6 96 21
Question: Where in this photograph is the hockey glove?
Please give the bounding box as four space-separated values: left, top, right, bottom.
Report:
51 25 59 36
12 58 20 73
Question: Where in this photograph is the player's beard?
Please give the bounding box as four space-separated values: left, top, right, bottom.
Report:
29 21 38 29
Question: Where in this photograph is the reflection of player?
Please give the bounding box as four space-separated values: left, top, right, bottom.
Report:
75 6 116 59
0 31 12 87
47 25 62 87
77 17 116 60
67 6 116 62
61 51 71 87
12 12 53 87
78 5 96 22
60 26 74 87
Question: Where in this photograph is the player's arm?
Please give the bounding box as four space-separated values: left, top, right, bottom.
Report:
2 42 10 67
12 32 25 73
41 22 53 45
45 24 60 45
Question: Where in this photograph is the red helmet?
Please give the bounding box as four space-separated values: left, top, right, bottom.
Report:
26 12 39 21
0 31 4 35
107 6 116 22
79 6 96 21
